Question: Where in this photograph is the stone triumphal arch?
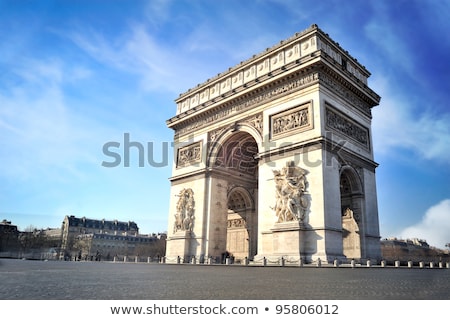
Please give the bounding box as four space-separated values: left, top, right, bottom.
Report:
165 24 382 264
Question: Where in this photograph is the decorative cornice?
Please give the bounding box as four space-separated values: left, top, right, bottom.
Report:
317 57 380 116
169 168 206 183
322 137 379 171
168 24 379 125
171 67 320 137
170 62 378 138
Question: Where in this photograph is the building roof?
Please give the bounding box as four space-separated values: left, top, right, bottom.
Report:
64 215 138 231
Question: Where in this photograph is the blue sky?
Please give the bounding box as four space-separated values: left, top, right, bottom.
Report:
1 0 449 248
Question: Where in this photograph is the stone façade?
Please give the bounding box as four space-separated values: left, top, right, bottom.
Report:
165 24 382 264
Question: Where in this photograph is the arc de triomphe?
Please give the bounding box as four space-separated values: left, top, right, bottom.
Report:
165 24 382 264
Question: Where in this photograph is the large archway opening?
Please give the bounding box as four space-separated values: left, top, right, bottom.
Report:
340 167 364 260
227 187 255 261
213 130 259 262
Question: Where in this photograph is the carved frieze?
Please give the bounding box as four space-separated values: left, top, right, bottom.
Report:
227 218 247 229
174 26 374 117
325 105 369 148
208 113 263 146
176 141 202 168
319 72 372 116
272 161 310 223
270 102 312 139
173 188 195 233
174 72 319 137
243 113 263 135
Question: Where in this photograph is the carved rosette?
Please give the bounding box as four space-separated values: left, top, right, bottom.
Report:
173 188 195 233
272 161 310 223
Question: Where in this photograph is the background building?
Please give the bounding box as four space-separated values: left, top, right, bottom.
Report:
0 220 61 259
75 232 166 262
59 215 165 261
381 237 448 265
0 220 20 257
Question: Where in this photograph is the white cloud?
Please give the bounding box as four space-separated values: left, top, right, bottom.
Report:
68 23 202 93
399 199 450 249
67 15 282 95
0 58 106 182
371 75 450 164
365 24 414 77
142 0 173 27
366 1 450 165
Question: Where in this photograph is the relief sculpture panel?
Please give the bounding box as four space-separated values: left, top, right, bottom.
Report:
176 141 202 168
173 188 195 233
325 105 369 148
272 161 310 223
270 102 312 139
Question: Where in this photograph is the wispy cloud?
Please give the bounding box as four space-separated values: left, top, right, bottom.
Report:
364 23 414 77
400 199 450 249
371 75 450 164
66 6 285 95
142 0 173 27
0 53 170 232
364 1 450 101
68 23 205 93
0 58 104 182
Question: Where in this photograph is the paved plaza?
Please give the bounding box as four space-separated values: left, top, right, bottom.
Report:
0 258 448 300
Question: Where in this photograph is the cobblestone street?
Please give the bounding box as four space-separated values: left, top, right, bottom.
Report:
1 259 449 300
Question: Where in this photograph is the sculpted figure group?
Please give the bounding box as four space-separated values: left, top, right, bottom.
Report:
272 162 309 223
173 188 195 233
